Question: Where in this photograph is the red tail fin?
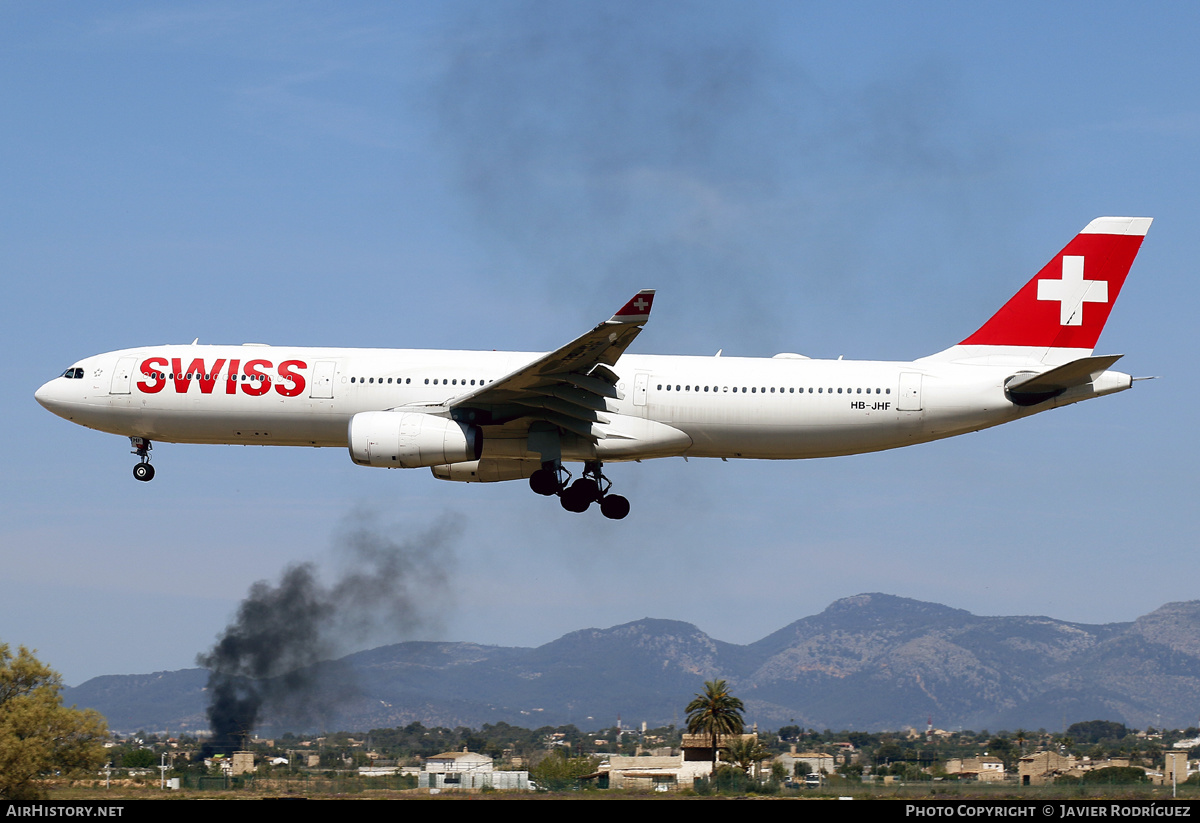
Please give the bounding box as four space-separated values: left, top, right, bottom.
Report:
960 217 1150 351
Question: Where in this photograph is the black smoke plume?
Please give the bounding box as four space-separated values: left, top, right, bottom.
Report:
197 514 458 755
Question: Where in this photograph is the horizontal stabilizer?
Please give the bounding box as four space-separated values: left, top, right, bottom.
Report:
1006 354 1123 397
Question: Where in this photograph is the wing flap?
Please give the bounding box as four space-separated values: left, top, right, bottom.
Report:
559 371 623 400
526 385 613 413
537 410 605 440
512 395 611 425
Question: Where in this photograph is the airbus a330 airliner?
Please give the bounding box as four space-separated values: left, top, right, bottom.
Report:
36 217 1151 519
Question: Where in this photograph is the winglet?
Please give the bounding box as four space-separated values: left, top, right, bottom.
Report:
610 290 655 324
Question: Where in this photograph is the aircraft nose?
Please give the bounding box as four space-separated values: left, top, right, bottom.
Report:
35 378 68 416
34 380 52 408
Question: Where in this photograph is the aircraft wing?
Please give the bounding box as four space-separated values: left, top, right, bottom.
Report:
444 290 655 440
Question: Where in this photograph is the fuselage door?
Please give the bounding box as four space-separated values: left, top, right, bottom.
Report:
310 360 336 399
109 356 137 395
898 372 923 411
633 372 649 407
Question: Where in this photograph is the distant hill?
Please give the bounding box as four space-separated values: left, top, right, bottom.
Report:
63 668 210 733
63 594 1200 734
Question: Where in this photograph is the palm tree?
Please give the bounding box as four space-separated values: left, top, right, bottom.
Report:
686 679 746 770
723 735 770 779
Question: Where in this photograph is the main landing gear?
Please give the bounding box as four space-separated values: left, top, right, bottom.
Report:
130 437 155 482
528 460 630 520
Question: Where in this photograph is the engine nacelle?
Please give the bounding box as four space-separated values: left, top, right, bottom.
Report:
348 411 482 468
431 459 539 483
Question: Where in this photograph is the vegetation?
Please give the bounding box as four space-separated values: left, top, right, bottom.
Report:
695 764 758 795
1059 766 1151 785
1067 720 1128 745
14 712 1200 799
0 645 107 800
529 749 600 791
685 679 745 769
722 734 770 776
9 667 1195 801
117 747 158 769
210 720 1197 782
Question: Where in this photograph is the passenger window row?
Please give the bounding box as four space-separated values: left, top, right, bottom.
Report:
347 377 497 386
655 383 891 395
145 372 266 382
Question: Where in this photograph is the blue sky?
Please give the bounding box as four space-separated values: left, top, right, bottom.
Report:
3 2 1198 690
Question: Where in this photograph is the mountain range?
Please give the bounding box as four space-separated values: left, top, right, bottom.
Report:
63 593 1200 734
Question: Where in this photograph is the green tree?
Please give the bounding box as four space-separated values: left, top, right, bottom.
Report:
0 644 108 800
685 679 745 770
1060 766 1150 785
778 725 801 742
1067 720 1128 744
702 763 753 794
987 736 1016 770
876 739 904 768
723 735 769 778
529 749 598 791
119 747 157 769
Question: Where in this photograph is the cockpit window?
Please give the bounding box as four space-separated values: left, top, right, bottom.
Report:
60 367 84 379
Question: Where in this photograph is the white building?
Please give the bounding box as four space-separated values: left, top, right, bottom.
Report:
418 748 531 791
602 755 712 792
423 749 494 774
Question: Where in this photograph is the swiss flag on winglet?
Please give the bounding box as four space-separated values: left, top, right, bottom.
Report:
613 290 655 320
959 220 1148 351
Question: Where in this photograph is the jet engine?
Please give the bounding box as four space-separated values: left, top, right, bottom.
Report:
348 411 482 468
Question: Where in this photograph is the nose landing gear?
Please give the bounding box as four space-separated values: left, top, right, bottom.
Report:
529 460 629 519
131 437 155 482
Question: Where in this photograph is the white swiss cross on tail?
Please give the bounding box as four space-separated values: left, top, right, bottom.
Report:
611 289 656 323
951 217 1151 360
1037 255 1108 326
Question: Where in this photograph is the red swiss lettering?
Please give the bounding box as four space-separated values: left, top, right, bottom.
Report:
171 358 226 394
226 359 240 395
170 359 189 393
137 357 168 394
137 356 309 398
241 359 272 396
275 360 308 398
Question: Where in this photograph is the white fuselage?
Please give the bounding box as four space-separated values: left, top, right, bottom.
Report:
34 343 1132 465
